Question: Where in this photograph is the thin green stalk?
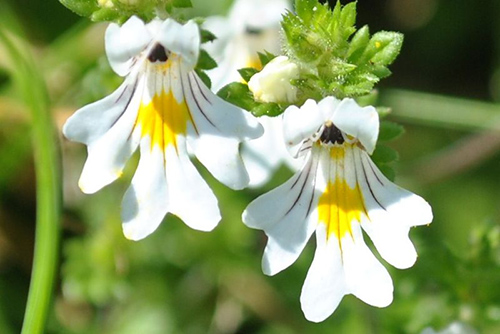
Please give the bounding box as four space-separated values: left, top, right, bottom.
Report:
380 88 500 131
0 28 62 334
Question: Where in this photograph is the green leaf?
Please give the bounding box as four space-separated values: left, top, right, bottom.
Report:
371 145 399 164
282 13 320 62
238 67 259 82
372 65 392 79
257 51 276 67
339 2 357 39
59 0 98 17
378 121 405 142
376 106 392 118
295 0 317 24
195 69 211 89
355 89 379 107
362 31 404 66
200 28 216 44
172 0 193 8
217 82 257 111
282 1 404 100
347 25 370 61
196 49 217 70
91 7 122 23
251 103 283 117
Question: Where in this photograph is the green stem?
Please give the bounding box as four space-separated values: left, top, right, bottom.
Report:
0 29 62 334
380 88 500 131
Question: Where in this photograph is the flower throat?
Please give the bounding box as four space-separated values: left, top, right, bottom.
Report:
320 121 344 145
148 43 169 62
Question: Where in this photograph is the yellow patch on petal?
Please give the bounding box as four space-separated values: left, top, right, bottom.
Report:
318 144 368 241
329 145 345 160
136 90 189 153
318 177 367 240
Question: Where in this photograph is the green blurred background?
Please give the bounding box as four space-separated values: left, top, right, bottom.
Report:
0 0 499 333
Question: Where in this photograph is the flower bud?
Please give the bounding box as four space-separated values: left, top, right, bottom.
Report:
248 56 299 104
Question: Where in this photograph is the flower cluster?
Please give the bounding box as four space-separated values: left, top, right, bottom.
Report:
63 0 433 323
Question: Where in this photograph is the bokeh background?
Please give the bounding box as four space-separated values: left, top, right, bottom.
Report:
1 0 499 333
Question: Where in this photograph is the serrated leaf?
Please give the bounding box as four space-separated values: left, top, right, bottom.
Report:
371 32 403 66
371 145 399 164
217 82 257 111
172 0 192 8
284 0 404 100
196 49 217 70
378 121 405 142
200 28 216 44
195 69 211 89
282 13 320 62
251 103 283 117
338 2 357 40
362 31 403 66
59 0 98 17
238 67 259 82
295 0 317 24
347 25 370 60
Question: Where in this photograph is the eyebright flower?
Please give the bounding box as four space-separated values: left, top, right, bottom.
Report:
242 97 433 322
63 16 263 240
248 55 299 104
203 0 295 188
203 0 291 92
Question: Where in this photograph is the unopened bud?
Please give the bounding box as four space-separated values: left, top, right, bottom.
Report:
248 56 299 104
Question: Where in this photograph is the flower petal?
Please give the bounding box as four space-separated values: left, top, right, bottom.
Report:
248 56 299 104
184 70 263 140
164 141 221 232
300 224 347 323
190 134 249 190
64 77 144 193
181 70 263 189
63 78 137 144
301 222 393 322
243 150 323 275
341 224 394 308
105 16 152 77
241 116 302 187
121 141 168 241
158 19 200 69
354 148 433 269
202 16 240 92
283 99 326 157
331 98 379 154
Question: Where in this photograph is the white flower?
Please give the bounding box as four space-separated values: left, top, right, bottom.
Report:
242 97 433 322
240 115 303 187
203 0 296 187
248 56 299 104
63 16 263 241
203 0 291 92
